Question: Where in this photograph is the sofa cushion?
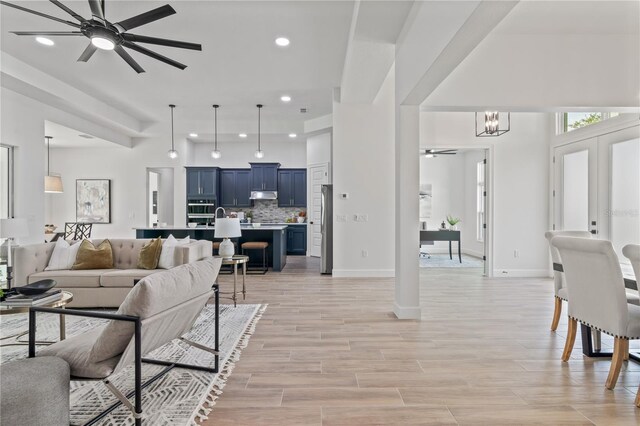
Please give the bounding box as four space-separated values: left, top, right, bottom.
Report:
137 237 162 269
90 257 222 363
72 240 114 270
158 235 190 269
100 269 159 288
28 269 118 288
45 239 81 271
39 325 120 379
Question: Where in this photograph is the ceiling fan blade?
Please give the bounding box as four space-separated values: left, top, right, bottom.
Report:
115 45 145 74
123 41 186 70
122 33 201 51
115 5 175 32
11 31 83 36
88 0 105 20
49 0 85 22
77 43 97 62
0 1 81 28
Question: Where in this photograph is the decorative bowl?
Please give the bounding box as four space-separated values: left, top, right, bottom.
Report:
187 223 198 228
16 279 57 296
252 223 261 228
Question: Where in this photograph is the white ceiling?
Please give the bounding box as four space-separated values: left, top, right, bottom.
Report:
1 0 354 137
45 120 126 148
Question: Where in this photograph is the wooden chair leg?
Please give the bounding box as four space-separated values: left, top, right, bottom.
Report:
606 337 626 389
622 339 629 361
636 384 640 407
562 317 577 362
551 297 562 331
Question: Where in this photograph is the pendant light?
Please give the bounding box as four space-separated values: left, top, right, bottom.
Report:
254 104 264 159
211 104 221 159
475 111 510 137
167 104 178 159
44 136 63 193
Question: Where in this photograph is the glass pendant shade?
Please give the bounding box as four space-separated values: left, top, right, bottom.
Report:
167 149 178 159
254 149 264 159
484 111 499 134
211 149 221 159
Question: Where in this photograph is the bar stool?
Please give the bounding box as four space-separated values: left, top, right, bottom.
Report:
241 241 269 274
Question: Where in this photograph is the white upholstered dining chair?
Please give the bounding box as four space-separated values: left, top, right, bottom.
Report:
622 243 640 407
552 236 640 392
544 230 593 331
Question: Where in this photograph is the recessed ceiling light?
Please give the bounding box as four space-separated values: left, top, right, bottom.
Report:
189 133 198 137
36 37 54 46
275 37 290 47
281 95 291 103
289 133 297 138
239 133 247 138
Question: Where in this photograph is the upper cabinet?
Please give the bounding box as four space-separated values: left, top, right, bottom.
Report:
250 163 280 191
278 169 307 207
220 169 251 207
186 167 218 199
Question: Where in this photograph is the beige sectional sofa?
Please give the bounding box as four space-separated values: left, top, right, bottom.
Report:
13 238 213 308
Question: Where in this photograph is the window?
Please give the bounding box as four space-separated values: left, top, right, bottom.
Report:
0 145 13 219
476 160 485 242
558 112 621 133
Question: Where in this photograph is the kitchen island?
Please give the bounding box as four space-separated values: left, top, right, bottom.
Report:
135 225 288 271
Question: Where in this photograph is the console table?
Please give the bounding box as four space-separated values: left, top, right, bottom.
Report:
420 230 461 263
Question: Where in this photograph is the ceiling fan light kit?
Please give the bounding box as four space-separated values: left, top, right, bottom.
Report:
2 0 203 73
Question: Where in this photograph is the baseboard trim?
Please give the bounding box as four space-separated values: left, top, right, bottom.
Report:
332 269 395 278
492 269 549 278
393 302 422 320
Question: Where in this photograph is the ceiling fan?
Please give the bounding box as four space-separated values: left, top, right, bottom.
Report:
422 149 457 158
0 0 202 73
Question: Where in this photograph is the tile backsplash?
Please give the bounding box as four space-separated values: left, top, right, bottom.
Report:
229 200 305 223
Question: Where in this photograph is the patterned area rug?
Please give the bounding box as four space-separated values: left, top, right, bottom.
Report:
419 253 484 268
0 303 266 425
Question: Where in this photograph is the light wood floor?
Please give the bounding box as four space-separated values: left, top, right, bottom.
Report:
202 257 640 425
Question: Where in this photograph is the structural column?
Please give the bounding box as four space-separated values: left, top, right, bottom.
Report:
394 104 421 319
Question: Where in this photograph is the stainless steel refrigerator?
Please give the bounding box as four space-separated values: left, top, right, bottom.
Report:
320 184 333 274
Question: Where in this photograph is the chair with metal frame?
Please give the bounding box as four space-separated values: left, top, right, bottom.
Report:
28 257 222 426
52 222 93 241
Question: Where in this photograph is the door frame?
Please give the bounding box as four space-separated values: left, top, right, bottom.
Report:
421 145 494 277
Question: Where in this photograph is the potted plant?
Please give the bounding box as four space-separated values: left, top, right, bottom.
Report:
297 211 306 223
446 214 461 230
245 211 253 224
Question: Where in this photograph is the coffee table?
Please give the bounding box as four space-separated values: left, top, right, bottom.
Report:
1 290 73 346
215 255 248 307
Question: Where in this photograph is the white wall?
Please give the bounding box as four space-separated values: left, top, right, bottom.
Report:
332 67 395 277
307 132 331 167
189 140 306 168
421 112 551 276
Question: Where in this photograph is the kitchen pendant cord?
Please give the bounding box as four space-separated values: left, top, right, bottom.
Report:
169 104 176 151
213 104 219 151
257 104 263 152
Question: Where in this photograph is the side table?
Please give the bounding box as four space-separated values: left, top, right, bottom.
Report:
1 291 73 346
215 255 248 307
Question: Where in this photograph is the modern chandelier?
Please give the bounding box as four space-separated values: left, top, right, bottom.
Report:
44 136 63 193
475 111 510 137
167 104 178 159
254 104 264 159
211 104 221 159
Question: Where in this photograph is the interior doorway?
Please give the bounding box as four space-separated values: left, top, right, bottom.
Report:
147 168 175 227
419 148 491 276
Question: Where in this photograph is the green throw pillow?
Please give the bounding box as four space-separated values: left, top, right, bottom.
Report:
72 239 114 270
137 238 163 270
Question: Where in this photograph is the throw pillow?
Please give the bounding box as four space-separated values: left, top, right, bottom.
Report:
72 239 114 270
45 238 82 271
158 235 190 269
136 237 163 269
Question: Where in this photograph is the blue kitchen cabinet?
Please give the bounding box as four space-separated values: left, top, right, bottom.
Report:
278 169 307 207
250 163 280 191
186 167 218 199
287 225 307 255
220 169 251 207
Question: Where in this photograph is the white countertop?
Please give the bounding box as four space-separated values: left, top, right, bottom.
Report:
135 225 289 231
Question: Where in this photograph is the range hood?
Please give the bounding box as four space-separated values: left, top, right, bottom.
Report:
250 191 278 200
